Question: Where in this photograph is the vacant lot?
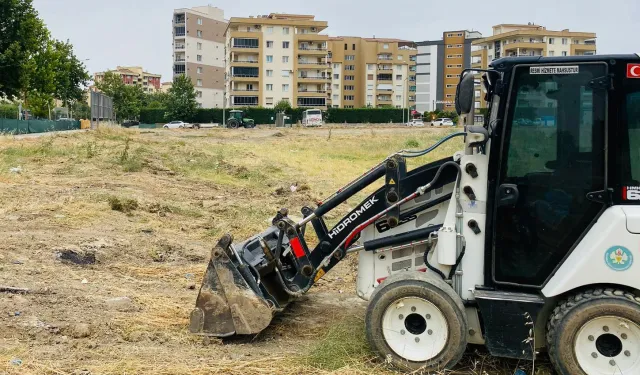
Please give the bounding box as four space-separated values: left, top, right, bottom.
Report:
0 126 551 374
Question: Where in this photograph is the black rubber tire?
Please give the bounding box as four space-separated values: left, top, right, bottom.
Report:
193 124 200 130
228 120 239 129
546 288 640 375
365 279 467 372
245 122 255 129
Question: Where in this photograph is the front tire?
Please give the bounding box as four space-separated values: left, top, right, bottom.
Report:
365 278 467 372
547 288 640 375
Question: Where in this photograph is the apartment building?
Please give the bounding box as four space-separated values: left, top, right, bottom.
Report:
226 14 330 109
472 24 597 110
172 6 227 108
415 30 482 113
327 38 417 109
94 66 162 93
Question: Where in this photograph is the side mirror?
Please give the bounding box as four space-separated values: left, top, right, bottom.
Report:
455 71 475 115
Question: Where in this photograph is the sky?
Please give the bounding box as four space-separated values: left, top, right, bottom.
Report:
32 0 640 82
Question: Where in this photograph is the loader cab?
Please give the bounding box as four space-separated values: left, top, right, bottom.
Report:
457 55 640 290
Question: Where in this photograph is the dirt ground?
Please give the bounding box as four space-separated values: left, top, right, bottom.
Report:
0 125 552 375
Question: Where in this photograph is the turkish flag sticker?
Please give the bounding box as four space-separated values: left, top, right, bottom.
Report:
628 64 640 78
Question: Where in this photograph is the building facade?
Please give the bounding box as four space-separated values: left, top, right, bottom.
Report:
94 66 162 93
225 13 417 109
172 6 227 108
472 24 597 110
226 13 330 109
327 38 417 109
415 30 482 113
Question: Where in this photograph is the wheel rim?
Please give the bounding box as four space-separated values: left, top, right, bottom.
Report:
575 316 640 374
381 297 449 362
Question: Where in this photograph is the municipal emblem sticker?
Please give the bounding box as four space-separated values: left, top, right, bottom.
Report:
605 246 634 271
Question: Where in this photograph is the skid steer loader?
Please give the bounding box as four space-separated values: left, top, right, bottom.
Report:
190 54 640 374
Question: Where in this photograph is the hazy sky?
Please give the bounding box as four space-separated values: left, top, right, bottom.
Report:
32 0 640 81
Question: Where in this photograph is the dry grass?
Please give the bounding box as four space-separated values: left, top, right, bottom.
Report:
0 125 550 375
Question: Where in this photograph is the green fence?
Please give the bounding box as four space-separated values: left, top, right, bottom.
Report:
0 118 81 134
138 123 158 129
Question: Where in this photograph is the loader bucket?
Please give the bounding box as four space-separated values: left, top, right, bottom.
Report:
189 234 274 337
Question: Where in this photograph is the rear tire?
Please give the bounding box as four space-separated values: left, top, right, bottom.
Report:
228 120 239 129
365 278 467 372
547 288 640 375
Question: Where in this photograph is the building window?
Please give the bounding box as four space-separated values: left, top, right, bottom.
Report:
367 64 374 70
197 67 203 74
266 27 273 34
283 27 289 35
333 63 339 69
345 85 354 91
548 51 555 56
197 42 202 50
383 44 389 49
283 41 290 49
573 39 580 44
562 38 568 45
266 55 273 63
352 43 356 50
548 37 555 44
197 18 202 25
333 94 339 100
197 55 202 62
368 74 374 80
396 95 402 101
197 30 202 38
344 95 355 101
345 65 355 71
282 84 289 92
281 70 290 77
456 44 463 48
446 84 456 88
266 41 273 48
197 79 202 87
266 84 273 91
266 97 274 105
344 43 348 50
266 69 273 77
397 55 402 60
334 74 340 79
562 51 568 56
282 56 289 63
345 75 355 81
447 44 453 48
367 84 373 90
333 84 339 89
367 95 373 101
345 55 355 61
396 65 402 71
196 91 202 98
396 75 402 80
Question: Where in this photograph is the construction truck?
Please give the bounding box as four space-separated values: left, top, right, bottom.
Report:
190 54 640 374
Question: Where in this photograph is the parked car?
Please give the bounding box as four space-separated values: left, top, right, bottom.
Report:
431 118 455 127
407 119 425 127
57 117 71 121
163 121 190 129
122 120 140 128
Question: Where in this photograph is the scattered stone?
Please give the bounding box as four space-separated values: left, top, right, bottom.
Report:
68 323 91 338
187 284 196 290
81 279 89 284
10 358 22 366
290 184 298 193
86 341 98 349
54 214 66 219
13 311 21 316
55 335 69 345
56 247 96 265
106 296 135 312
272 132 285 137
9 166 22 174
185 273 194 280
12 260 23 265
6 215 20 221
141 229 154 234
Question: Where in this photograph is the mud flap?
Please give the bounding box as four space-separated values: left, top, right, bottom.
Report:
190 234 274 336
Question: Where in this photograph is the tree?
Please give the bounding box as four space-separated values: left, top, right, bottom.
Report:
27 90 53 119
165 75 197 121
142 92 169 109
274 99 292 113
0 0 49 99
96 72 143 121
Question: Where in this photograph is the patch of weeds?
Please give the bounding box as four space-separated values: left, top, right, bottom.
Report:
149 241 178 262
85 141 98 158
117 138 145 172
108 196 139 214
404 138 420 148
177 140 186 147
305 317 374 371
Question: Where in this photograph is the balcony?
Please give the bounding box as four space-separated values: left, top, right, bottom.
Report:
377 74 393 81
296 33 329 42
231 59 259 67
378 65 393 71
298 59 329 69
298 45 328 55
175 57 186 62
571 43 597 55
231 37 260 50
298 88 327 96
174 27 185 37
174 14 185 25
232 87 259 93
503 42 545 52
378 54 393 60
298 75 329 83
377 96 392 103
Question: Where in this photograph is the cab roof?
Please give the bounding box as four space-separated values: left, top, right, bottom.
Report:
490 54 640 71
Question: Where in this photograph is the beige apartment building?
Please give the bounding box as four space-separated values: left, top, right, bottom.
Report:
172 6 227 108
225 13 417 109
94 66 162 93
472 24 596 109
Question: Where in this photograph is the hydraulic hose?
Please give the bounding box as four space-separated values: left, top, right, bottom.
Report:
448 242 466 280
400 132 466 158
424 239 446 280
